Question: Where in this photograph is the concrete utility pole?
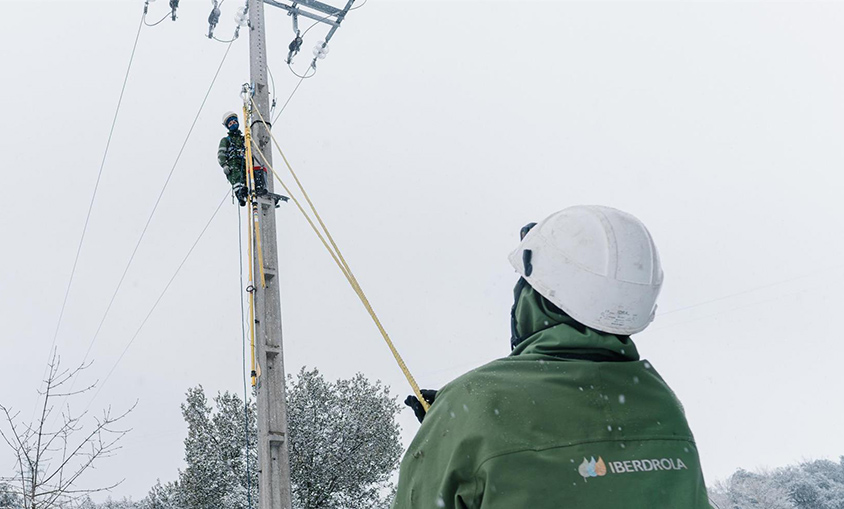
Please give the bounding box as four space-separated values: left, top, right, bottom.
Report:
248 0 293 507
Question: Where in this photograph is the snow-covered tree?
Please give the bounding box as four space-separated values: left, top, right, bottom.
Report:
77 496 139 509
148 369 402 509
710 468 794 509
778 458 844 509
174 387 255 509
0 483 22 509
709 457 844 509
138 480 182 509
286 368 402 509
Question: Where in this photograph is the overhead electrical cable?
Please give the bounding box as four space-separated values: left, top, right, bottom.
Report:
272 9 331 120
271 71 310 124
47 39 239 429
77 39 235 370
247 97 428 411
39 7 146 403
286 62 317 80
649 270 844 334
283 12 329 79
214 34 239 43
144 12 171 27
657 265 844 317
85 191 230 411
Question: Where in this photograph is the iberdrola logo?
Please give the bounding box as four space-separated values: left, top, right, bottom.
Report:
578 457 607 478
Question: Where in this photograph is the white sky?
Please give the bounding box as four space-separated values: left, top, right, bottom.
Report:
2 0 844 502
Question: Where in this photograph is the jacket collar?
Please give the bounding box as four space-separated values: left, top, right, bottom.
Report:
509 285 639 362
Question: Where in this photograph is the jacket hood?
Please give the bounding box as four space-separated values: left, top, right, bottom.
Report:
510 284 639 362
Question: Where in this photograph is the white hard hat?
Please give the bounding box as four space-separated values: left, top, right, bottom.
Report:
222 111 238 126
508 205 663 335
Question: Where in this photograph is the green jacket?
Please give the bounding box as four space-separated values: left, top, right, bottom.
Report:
392 286 710 509
218 130 246 185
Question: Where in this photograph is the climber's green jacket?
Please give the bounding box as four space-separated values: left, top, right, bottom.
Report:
217 130 246 186
392 285 711 509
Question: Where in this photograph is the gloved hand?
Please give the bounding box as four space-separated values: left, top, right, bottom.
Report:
404 389 438 423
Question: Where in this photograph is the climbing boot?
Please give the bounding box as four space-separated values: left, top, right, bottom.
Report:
233 183 248 206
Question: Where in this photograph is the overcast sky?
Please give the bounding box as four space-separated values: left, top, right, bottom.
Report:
2 0 844 502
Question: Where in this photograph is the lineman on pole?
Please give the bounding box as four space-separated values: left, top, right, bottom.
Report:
218 111 267 206
394 205 711 508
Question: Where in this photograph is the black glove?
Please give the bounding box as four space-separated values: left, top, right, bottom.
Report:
404 389 438 423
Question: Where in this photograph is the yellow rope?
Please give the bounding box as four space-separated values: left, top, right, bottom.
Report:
247 109 429 411
240 105 263 386
245 180 258 387
243 104 266 289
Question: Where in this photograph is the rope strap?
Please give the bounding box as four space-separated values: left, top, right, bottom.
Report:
248 96 429 412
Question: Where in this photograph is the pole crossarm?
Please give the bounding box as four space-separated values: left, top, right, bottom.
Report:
263 0 346 26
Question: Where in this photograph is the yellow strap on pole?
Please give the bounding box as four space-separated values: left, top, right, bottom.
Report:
247 103 429 411
243 104 266 289
245 184 258 387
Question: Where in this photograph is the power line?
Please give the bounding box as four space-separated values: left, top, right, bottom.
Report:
38 7 146 406
43 39 240 429
143 11 170 27
77 38 236 371
270 9 335 122
271 70 311 124
649 270 844 334
214 34 239 43
657 263 844 317
300 15 328 39
286 62 317 80
85 191 230 410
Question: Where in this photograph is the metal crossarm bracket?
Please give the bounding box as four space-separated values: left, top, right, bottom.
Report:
263 0 351 26
264 0 356 68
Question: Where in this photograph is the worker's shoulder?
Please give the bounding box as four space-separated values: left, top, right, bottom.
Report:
437 351 590 396
437 357 515 397
433 354 693 440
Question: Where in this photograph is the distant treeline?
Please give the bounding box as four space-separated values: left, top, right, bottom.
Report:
709 457 844 509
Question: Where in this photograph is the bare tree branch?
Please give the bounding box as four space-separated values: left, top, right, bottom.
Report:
0 351 133 509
